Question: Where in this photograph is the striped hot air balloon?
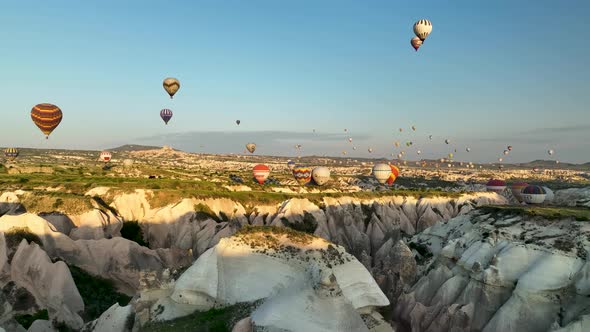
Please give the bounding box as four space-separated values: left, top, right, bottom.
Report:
522 185 547 204
99 151 112 163
4 148 19 161
31 103 63 139
486 179 506 193
510 182 529 202
413 19 433 41
292 165 312 185
252 164 270 184
160 109 173 125
386 164 400 186
163 77 180 99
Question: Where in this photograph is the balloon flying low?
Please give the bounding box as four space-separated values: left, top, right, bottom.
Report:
31 103 63 139
246 143 256 154
252 164 270 185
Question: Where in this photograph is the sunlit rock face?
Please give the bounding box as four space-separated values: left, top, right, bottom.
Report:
147 228 392 331
394 209 590 332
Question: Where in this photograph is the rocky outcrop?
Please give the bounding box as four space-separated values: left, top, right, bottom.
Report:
144 229 392 331
395 209 590 332
83 304 134 332
554 187 590 207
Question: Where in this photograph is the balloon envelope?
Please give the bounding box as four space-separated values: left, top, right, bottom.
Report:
252 164 270 184
99 151 112 162
386 164 400 186
372 163 391 184
246 143 256 154
292 165 312 185
160 109 173 125
31 103 63 139
163 77 180 99
413 19 433 41
312 167 331 186
4 148 19 161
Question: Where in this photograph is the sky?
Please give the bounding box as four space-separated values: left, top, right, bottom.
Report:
1 0 589 163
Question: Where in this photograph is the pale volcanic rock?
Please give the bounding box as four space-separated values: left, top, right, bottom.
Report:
27 320 56 332
84 187 111 197
553 187 590 207
395 208 590 332
83 303 134 332
150 231 390 330
69 209 123 240
110 190 153 221
10 240 84 329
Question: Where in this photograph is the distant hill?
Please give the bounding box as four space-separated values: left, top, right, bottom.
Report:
109 144 163 152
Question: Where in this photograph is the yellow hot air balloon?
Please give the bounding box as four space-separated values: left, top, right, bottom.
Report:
31 103 63 139
163 77 180 99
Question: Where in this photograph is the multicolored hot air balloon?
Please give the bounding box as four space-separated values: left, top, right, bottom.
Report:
372 164 391 184
160 109 173 125
4 148 19 161
413 19 433 41
246 143 256 154
253 164 270 185
99 151 112 163
522 185 546 204
163 77 180 99
312 167 331 186
292 165 312 185
31 103 63 139
486 179 506 193
386 164 400 186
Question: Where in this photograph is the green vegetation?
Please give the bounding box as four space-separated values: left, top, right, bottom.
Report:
141 303 257 332
280 212 318 234
17 191 94 215
120 221 148 247
4 227 43 248
236 225 316 247
479 205 590 221
194 203 220 222
14 310 49 329
68 265 132 322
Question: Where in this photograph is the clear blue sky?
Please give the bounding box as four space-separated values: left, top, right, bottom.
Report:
1 0 589 163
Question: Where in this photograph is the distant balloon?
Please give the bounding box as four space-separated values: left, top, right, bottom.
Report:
548 149 554 156
312 167 331 186
397 153 403 159
287 160 296 170
448 153 454 159
417 150 421 155
411 37 423 51
252 164 270 185
507 146 513 151
413 19 433 41
466 147 471 152
394 142 400 148
348 137 353 143
368 148 373 153
353 146 357 150
344 128 348 132
163 77 180 99
31 103 63 139
399 128 403 132
486 179 506 193
498 158 503 162
246 143 256 154
236 120 241 125
445 139 450 144
99 151 112 163
4 148 18 161
160 109 173 125
405 141 413 147
372 163 392 184
411 125 416 131
428 135 433 140
292 165 312 185
503 150 509 155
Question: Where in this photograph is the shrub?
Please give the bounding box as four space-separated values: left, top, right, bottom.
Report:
4 227 43 249
14 310 49 329
120 221 148 247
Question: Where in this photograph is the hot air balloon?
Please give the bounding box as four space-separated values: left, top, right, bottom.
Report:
510 182 529 202
417 150 421 155
428 135 433 140
287 160 296 170
368 148 373 153
486 179 506 193
394 142 400 148
348 137 353 143
413 19 433 41
353 147 357 150
507 146 513 151
99 151 112 163
397 153 403 159
386 164 400 186
399 128 403 132
292 165 312 185
406 141 413 147
503 150 509 155
448 153 454 159
163 77 180 99
342 151 347 156
411 37 423 51
312 167 331 186
253 164 270 185
411 125 416 131
31 103 63 139
548 149 554 156
372 164 392 184
236 120 241 125
344 128 348 132
522 185 546 204
160 109 173 125
4 148 18 161
466 147 471 152
498 158 503 162
445 139 450 144
246 143 256 154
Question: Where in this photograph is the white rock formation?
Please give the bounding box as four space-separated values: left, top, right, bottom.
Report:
554 187 590 207
83 303 134 332
148 230 391 331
